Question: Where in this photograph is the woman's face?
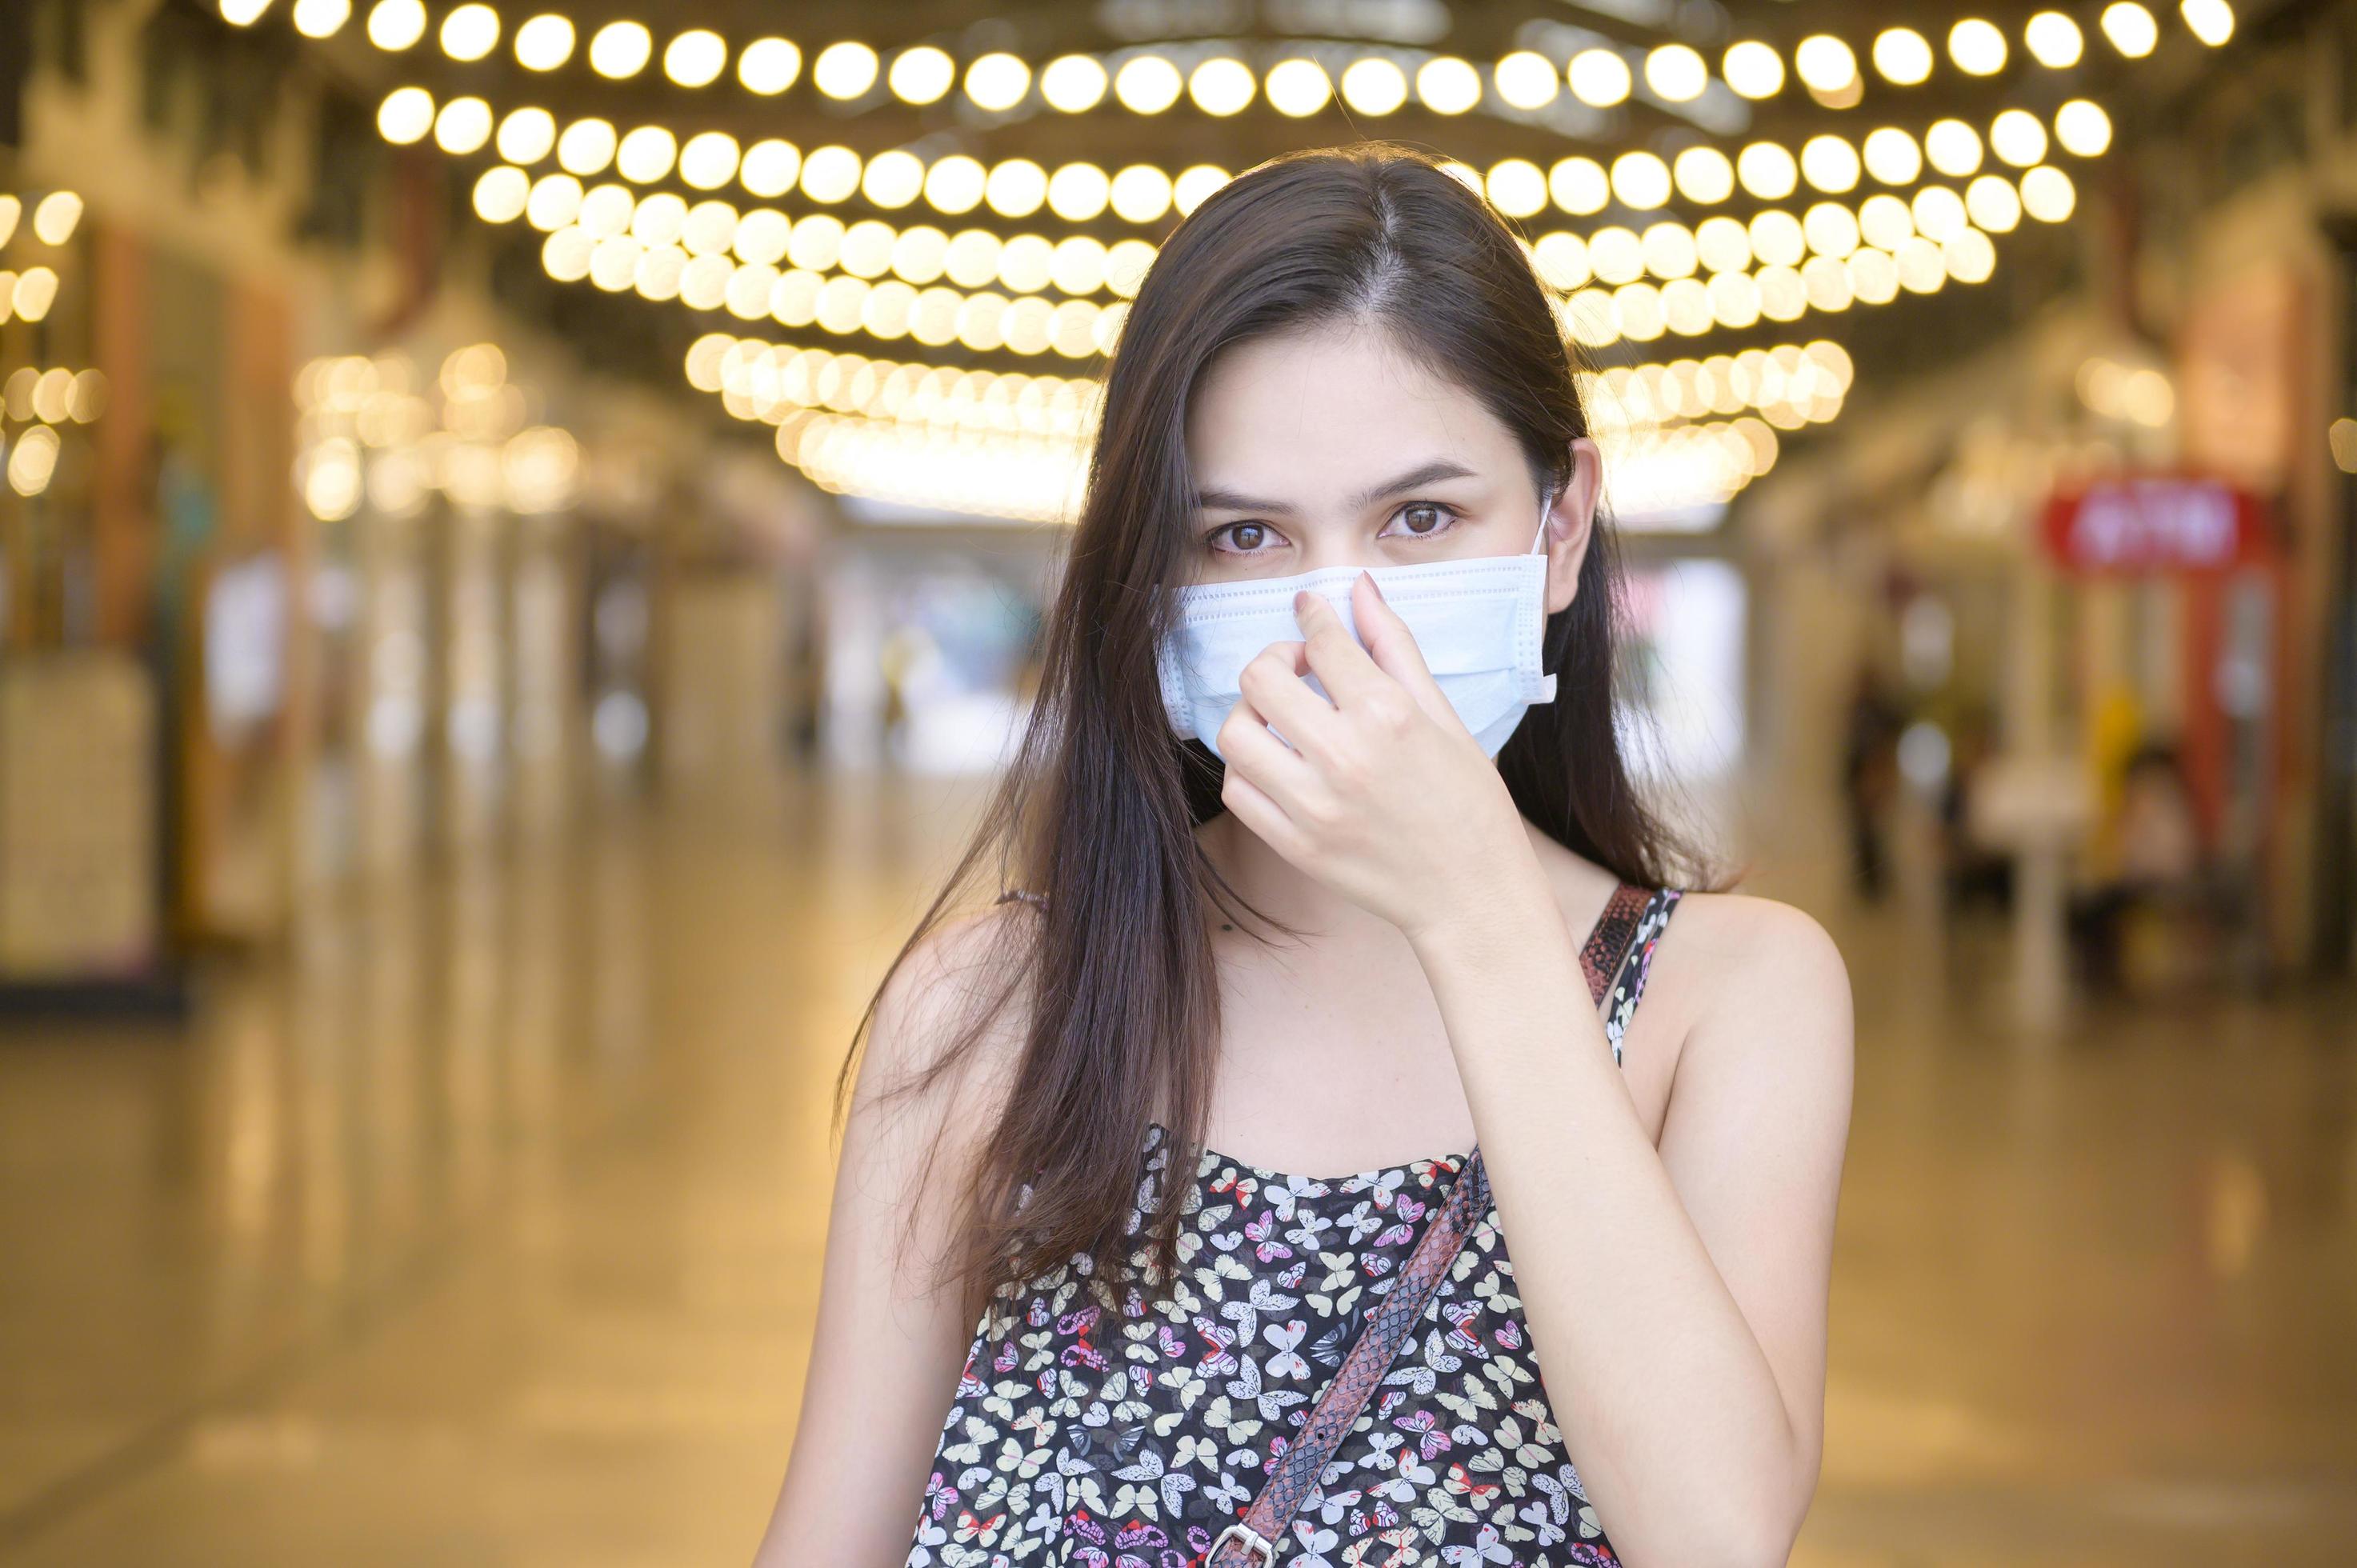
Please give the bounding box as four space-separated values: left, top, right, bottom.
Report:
1181 319 1597 616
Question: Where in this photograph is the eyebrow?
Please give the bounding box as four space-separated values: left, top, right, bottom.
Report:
1195 458 1481 516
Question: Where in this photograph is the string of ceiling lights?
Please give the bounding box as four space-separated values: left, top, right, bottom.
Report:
246 0 2186 521
376 82 2110 230
226 0 2233 119
480 160 2063 360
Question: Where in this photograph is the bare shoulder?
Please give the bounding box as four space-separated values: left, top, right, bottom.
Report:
1655 889 1853 1086
850 902 1040 1185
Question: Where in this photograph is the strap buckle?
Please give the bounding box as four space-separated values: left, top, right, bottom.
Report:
1209 1521 1277 1565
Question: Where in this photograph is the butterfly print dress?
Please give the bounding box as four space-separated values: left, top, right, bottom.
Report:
905 884 1684 1568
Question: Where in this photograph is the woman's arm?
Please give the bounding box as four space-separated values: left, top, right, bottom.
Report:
1412 885 1853 1567
750 911 1028 1568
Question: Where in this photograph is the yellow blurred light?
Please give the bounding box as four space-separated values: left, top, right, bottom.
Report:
2101 2 2159 56
497 107 556 164
1966 173 2023 230
742 141 802 198
2182 0 2234 46
1174 166 1229 215
1493 50 1558 110
1673 147 1735 204
438 3 498 62
966 52 1031 111
9 425 60 497
1339 58 1408 114
665 30 727 86
1567 49 1631 107
1911 185 1969 241
862 150 926 209
1948 18 2007 74
1191 57 1257 114
30 192 82 246
542 227 594 282
1646 44 1708 101
1925 119 1984 175
986 159 1048 217
616 126 678 183
1114 55 1183 114
802 146 864 204
1739 142 1799 199
892 46 956 104
1416 56 1482 113
577 184 634 239
525 173 583 230
589 22 652 78
366 0 425 50
434 97 494 154
1990 108 2048 166
1047 163 1111 221
1611 152 1672 210
1267 58 1335 116
815 42 880 98
293 0 350 40
13 268 59 322
2055 99 2113 156
2021 164 2076 220
634 191 687 245
1109 166 1173 223
1872 29 1933 83
1721 41 1783 98
557 118 618 176
473 166 530 222
680 131 742 190
513 14 573 70
1794 36 1856 92
1487 159 1547 218
1801 134 1861 193
925 155 988 214
219 0 270 27
68 370 109 423
1555 155 1612 214
1039 54 1107 112
377 87 435 145
2025 11 2086 66
1863 128 1923 185
738 38 802 94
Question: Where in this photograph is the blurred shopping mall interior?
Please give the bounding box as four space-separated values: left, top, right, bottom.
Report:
2 0 2355 1562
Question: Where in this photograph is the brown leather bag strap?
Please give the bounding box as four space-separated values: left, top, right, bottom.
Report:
1206 882 1655 1566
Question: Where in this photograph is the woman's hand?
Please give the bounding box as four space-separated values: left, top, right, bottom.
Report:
1215 570 1545 946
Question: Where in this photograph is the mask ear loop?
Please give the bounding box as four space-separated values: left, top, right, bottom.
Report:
1530 486 1557 554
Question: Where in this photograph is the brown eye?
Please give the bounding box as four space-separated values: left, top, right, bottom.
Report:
1400 503 1446 534
1227 522 1268 551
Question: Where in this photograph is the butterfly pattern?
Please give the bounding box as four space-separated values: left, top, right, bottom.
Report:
903 886 1681 1568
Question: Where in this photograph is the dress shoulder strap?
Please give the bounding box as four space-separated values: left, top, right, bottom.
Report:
1588 884 1683 1066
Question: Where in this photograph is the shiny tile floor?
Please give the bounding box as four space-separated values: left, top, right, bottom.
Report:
2 770 2353 1566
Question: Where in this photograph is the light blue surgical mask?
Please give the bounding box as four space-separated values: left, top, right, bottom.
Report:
1156 490 1559 762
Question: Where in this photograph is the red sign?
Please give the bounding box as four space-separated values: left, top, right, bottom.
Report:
2040 475 2271 574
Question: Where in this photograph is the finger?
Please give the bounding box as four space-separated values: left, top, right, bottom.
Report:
1290 589 1394 710
1235 639 1346 762
1348 572 1451 713
1214 684 1323 809
1218 760 1314 865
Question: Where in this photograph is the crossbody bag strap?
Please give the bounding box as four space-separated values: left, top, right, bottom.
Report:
1204 880 1655 1568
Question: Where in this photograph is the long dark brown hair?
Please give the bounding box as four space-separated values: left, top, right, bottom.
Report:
835 141 1723 1326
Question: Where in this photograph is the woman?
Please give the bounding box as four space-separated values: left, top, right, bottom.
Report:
758 143 1853 1568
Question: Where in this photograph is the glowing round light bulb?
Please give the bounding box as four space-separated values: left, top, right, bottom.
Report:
890 46 956 104
738 38 802 94
1267 58 1334 116
1339 58 1408 114
1720 41 1783 98
1872 28 1933 83
1948 18 2008 74
292 0 350 42
589 22 651 78
377 86 435 146
1794 36 1857 92
434 95 493 154
966 52 1032 112
2025 11 2086 66
1567 49 1631 107
2101 2 2159 56
1492 50 1558 110
366 0 425 50
814 42 880 98
1646 44 1708 102
438 3 498 62
664 30 727 87
513 14 574 70
1114 55 1183 114
1191 57 1257 115
2054 99 2113 157
1416 56 1483 114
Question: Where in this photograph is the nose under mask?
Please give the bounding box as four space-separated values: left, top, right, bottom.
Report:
1154 493 1559 762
